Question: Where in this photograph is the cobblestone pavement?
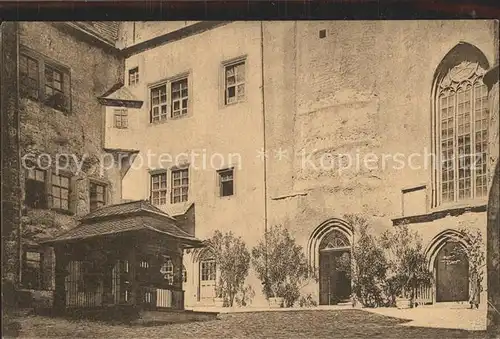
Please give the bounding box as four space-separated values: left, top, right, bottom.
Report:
17 310 487 339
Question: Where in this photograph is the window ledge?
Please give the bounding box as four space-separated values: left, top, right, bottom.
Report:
392 201 487 226
149 115 192 125
222 99 246 108
219 194 235 200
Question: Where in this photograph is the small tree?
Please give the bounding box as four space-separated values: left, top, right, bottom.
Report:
448 226 486 308
252 224 308 307
346 214 388 308
379 224 432 307
207 230 250 307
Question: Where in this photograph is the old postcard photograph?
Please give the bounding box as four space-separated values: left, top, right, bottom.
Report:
1 7 499 338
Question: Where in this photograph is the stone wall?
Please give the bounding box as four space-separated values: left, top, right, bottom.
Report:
15 22 124 291
485 65 500 337
1 22 21 284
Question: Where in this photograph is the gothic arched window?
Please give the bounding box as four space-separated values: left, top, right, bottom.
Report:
433 45 490 206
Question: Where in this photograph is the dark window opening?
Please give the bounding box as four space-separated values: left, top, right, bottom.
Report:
20 54 39 99
22 251 43 290
90 182 106 212
25 168 47 209
218 168 234 197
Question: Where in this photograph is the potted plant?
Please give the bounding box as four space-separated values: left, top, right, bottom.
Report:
251 225 308 309
448 226 486 310
207 231 251 308
380 225 433 309
214 279 225 307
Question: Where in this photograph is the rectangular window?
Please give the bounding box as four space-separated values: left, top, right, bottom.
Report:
150 172 167 206
150 84 168 123
224 61 245 105
200 260 216 281
171 78 189 118
19 47 71 113
161 258 174 285
20 54 39 99
150 76 190 123
25 168 47 209
128 67 139 86
218 168 234 197
89 182 106 212
22 251 43 289
51 173 70 211
114 109 128 129
171 168 189 204
44 65 66 111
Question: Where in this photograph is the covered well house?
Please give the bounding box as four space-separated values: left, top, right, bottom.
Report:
43 200 203 313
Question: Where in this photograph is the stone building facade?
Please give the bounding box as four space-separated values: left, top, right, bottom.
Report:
3 21 498 310
1 22 125 304
105 21 499 308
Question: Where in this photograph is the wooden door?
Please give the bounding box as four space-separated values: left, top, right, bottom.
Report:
199 259 216 302
319 250 351 305
435 242 469 302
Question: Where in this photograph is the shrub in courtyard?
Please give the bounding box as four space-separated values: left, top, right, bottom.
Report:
299 293 318 308
345 214 388 308
252 224 308 307
379 224 432 307
207 230 250 307
448 225 486 309
234 284 255 307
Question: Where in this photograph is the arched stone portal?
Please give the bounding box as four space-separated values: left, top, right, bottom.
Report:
434 242 469 302
307 218 353 306
426 229 471 303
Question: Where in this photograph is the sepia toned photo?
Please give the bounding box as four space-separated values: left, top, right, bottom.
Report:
1 17 499 338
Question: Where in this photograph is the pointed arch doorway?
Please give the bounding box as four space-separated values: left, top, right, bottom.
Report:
434 241 469 302
319 230 352 305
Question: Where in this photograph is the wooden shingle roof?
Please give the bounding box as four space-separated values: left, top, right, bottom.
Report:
44 200 203 247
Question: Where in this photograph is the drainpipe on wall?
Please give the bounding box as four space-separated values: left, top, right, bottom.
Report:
15 21 22 287
260 21 269 287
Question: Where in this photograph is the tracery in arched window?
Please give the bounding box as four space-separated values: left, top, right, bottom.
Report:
319 230 350 250
438 61 489 203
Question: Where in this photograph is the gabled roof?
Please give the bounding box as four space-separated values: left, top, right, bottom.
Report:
98 84 143 108
44 200 203 247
